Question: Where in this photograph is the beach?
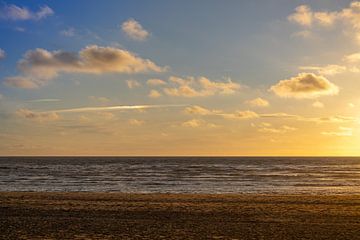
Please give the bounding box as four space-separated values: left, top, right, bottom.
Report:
1 192 360 239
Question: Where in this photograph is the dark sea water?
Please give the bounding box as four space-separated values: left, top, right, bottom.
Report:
0 157 359 194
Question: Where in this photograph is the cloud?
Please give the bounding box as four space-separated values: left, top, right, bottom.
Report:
312 101 324 108
343 52 360 63
288 2 360 43
0 4 54 21
223 110 259 120
4 76 40 89
270 73 339 99
0 48 5 59
126 79 141 89
184 105 257 119
5 45 166 88
89 96 110 103
121 19 149 41
60 27 75 37
321 127 353 136
181 119 218 128
299 65 346 76
288 5 313 27
246 98 269 107
185 105 356 124
16 108 59 122
256 123 297 134
41 104 186 114
147 78 167 86
163 76 241 97
184 105 217 115
128 119 144 126
28 99 61 103
148 89 161 98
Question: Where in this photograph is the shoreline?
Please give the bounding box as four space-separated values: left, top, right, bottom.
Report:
1 192 360 239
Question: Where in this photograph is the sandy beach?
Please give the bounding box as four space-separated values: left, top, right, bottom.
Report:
0 193 359 239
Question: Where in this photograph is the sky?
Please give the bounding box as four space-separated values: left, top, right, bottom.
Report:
0 0 360 156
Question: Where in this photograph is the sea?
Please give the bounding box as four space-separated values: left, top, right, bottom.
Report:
0 157 359 194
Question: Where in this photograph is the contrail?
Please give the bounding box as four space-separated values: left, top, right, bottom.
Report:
42 104 187 113
28 99 61 103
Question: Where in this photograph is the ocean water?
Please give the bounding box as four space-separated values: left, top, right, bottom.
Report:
0 157 359 194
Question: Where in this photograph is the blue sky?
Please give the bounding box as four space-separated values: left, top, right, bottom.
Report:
0 0 360 155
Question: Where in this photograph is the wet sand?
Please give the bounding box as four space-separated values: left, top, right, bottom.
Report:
1 192 360 239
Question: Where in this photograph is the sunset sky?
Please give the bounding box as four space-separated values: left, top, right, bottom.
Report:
1 0 360 156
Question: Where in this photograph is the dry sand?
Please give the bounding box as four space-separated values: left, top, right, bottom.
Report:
1 192 360 239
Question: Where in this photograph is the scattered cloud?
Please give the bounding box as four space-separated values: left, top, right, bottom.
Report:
288 2 360 44
4 76 39 89
246 97 269 107
40 104 185 114
348 103 355 108
185 105 356 124
89 96 110 103
0 4 54 21
288 5 313 27
321 127 353 136
4 45 166 88
270 73 339 99
299 65 346 76
0 48 5 59
16 108 59 122
184 105 219 116
223 110 259 120
147 78 167 86
128 119 144 126
163 76 241 97
60 27 75 37
256 123 297 134
148 89 161 98
126 79 141 89
28 98 61 103
312 101 324 108
343 52 360 63
121 18 149 41
182 119 218 128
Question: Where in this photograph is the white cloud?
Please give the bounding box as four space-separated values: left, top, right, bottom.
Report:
121 19 149 41
4 76 40 89
321 127 353 136
0 48 5 59
299 65 346 76
343 52 360 63
89 96 110 103
40 104 185 114
148 89 161 98
185 105 356 124
5 45 165 88
312 101 324 108
256 123 297 134
246 98 269 107
128 119 144 126
16 108 59 122
163 76 240 97
0 4 54 21
182 119 218 128
288 5 313 27
184 105 216 115
60 27 75 37
288 2 360 44
147 78 167 86
270 73 339 99
126 79 141 89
